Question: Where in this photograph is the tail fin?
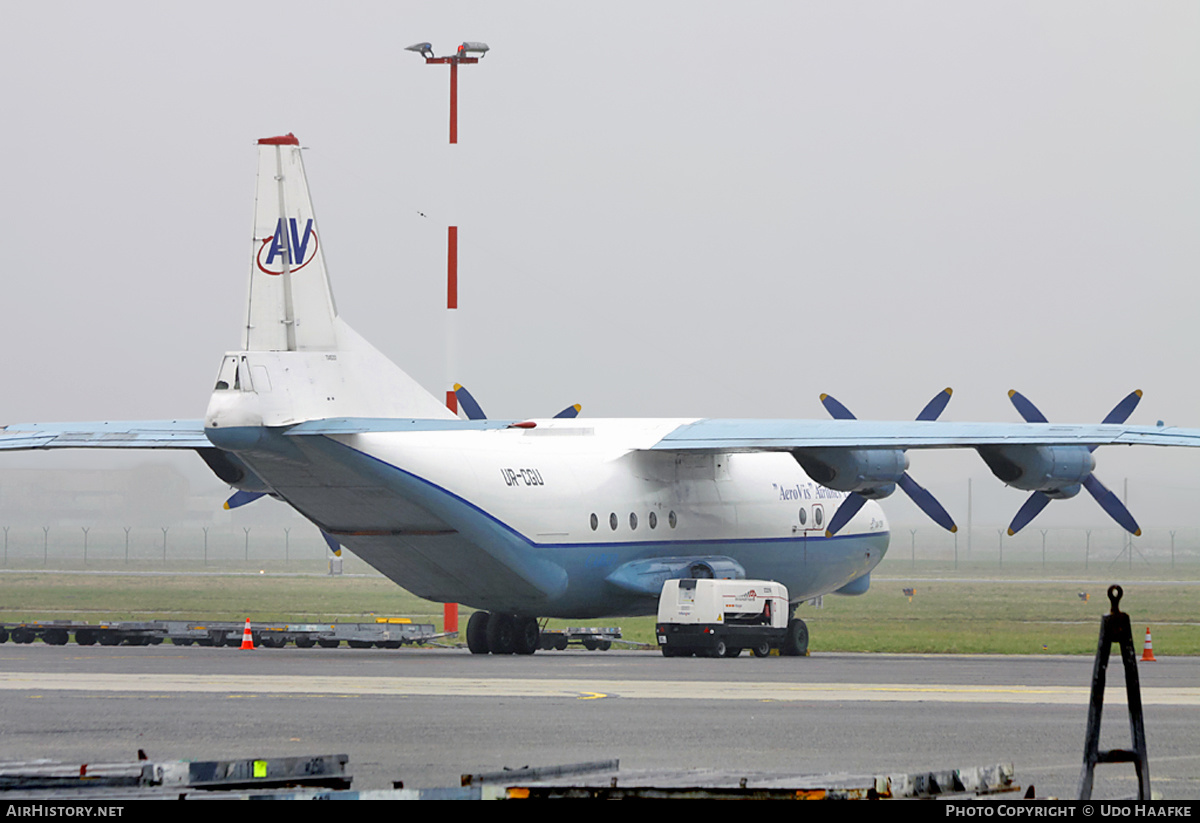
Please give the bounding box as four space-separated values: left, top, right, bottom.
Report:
247 133 337 352
208 134 452 426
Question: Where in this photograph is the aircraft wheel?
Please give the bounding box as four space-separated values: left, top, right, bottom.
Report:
752 641 771 658
485 613 516 655
513 617 540 655
466 611 490 654
782 618 809 657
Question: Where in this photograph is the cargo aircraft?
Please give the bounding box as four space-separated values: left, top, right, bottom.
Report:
4 134 1199 655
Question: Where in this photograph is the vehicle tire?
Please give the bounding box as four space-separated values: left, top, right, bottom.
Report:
348 640 373 649
173 638 194 647
555 636 568 651
752 641 771 658
466 611 490 654
294 636 315 649
0 629 8 643
598 640 611 651
513 616 540 656
582 637 598 651
11 628 34 644
485 613 516 655
782 618 809 657
317 639 340 649
98 632 121 646
713 639 727 658
75 629 96 646
723 646 742 658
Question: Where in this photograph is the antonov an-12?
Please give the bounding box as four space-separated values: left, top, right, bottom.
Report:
4 134 1199 655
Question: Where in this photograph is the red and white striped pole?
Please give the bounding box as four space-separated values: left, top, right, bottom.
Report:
408 41 489 639
443 225 459 636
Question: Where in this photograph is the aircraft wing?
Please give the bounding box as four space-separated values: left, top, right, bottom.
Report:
0 420 210 450
648 419 1200 452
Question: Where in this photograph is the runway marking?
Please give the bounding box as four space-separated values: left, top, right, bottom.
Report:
0 672 1196 706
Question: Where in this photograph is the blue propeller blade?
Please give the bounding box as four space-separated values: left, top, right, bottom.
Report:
819 393 856 420
1008 390 1048 424
320 529 342 556
825 492 867 537
224 490 265 510
915 388 953 422
453 384 487 421
1008 491 1052 535
1082 475 1141 536
898 473 957 532
456 385 581 420
1090 390 1143 452
1100 389 1142 426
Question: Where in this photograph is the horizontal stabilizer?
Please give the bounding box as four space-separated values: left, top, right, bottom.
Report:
0 420 208 450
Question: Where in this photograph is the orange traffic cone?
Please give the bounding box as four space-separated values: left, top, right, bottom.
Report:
240 619 255 650
1140 627 1156 662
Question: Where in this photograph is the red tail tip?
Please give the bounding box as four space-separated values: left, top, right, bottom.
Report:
258 133 299 146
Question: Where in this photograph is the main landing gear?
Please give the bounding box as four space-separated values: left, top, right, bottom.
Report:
466 611 540 655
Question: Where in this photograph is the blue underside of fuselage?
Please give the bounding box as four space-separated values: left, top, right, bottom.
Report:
206 426 891 619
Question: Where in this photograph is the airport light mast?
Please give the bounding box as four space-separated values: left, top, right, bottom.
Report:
405 41 489 144
405 40 489 637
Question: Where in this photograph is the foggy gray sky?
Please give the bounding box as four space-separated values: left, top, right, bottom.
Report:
1 2 1198 533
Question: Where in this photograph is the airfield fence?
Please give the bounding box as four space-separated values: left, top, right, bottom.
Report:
0 523 1195 576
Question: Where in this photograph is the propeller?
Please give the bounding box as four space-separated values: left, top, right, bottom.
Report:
453 383 580 421
1005 390 1142 536
224 490 266 510
222 487 346 558
818 388 958 536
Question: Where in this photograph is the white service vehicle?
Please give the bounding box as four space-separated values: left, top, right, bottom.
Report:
656 578 806 658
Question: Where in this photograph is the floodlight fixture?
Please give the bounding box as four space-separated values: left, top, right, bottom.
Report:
457 41 489 59
405 40 490 144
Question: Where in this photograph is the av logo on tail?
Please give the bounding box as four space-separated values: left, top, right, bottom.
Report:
256 217 318 275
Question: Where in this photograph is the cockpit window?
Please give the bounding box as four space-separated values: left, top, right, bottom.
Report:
213 356 238 391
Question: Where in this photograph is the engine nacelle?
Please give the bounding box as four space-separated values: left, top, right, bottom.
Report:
790 448 908 498
976 445 1093 497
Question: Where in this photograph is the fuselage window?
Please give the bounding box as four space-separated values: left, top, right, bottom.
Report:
648 511 658 529
668 510 677 529
798 508 807 526
629 512 638 530
814 507 824 527
609 512 618 531
590 513 598 531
